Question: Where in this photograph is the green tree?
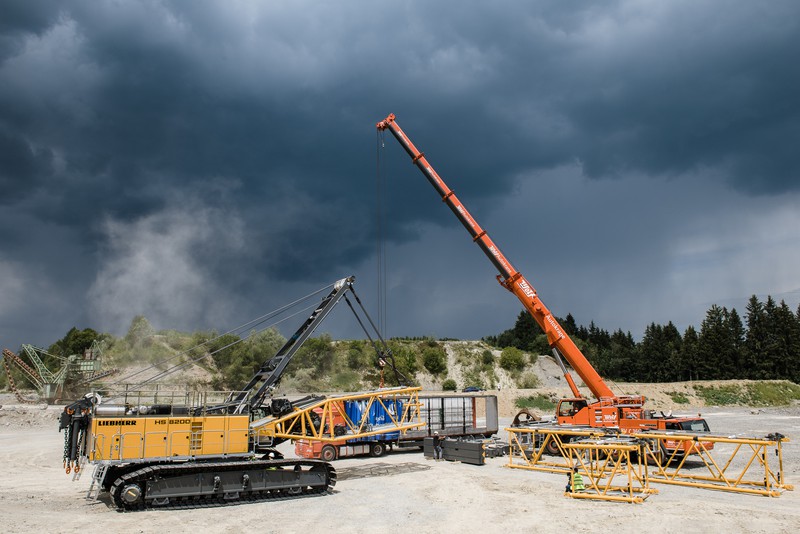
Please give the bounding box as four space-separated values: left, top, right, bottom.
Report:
773 300 800 381
563 313 578 336
394 345 419 377
125 315 155 349
289 334 335 378
346 341 369 370
763 297 785 379
678 326 700 381
635 322 681 382
697 305 741 379
210 328 286 390
744 295 768 379
422 347 447 375
637 323 663 382
499 346 526 372
493 310 538 351
728 308 746 377
442 378 457 391
48 327 100 358
595 329 636 381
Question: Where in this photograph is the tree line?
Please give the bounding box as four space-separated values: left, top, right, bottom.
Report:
484 295 800 384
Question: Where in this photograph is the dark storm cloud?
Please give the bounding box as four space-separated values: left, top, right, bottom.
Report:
556 4 800 194
1 0 799 347
0 0 60 61
0 127 52 201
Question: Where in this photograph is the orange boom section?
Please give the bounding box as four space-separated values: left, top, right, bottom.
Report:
377 113 615 402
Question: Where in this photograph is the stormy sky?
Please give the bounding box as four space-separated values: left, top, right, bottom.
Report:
1 1 799 351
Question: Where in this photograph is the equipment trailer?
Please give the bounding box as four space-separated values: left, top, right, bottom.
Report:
295 393 498 460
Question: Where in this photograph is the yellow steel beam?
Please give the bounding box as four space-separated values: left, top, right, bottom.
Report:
252 387 424 443
508 426 792 499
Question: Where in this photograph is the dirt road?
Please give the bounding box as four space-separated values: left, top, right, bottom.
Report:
0 402 798 534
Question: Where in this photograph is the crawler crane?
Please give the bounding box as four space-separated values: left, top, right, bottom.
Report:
377 114 710 455
59 276 420 509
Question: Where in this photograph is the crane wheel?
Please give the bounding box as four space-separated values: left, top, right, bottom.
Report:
321 445 337 462
544 438 561 456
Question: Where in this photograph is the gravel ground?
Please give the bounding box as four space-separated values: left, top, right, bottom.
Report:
0 396 798 534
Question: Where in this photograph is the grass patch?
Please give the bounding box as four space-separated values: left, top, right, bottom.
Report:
745 381 800 406
695 385 745 405
696 381 800 406
667 391 690 404
516 372 541 389
330 370 362 391
450 344 474 365
515 394 556 411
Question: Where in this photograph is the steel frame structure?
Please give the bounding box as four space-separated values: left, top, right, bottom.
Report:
252 386 423 447
507 426 792 499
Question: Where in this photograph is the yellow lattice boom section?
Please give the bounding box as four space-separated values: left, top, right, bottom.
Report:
252 386 423 446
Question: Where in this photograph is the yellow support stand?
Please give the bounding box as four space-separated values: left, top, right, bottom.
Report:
563 439 657 504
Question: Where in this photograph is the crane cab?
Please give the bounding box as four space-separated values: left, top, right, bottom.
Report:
556 398 624 427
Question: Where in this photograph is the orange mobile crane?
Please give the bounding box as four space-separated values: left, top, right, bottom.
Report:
377 113 710 454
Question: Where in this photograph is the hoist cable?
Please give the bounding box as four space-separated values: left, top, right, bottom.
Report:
122 301 321 392
376 129 388 338
345 287 409 386
108 282 336 388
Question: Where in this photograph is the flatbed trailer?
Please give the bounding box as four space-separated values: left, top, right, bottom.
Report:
295 394 498 460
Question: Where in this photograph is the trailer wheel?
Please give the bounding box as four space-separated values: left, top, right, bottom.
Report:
545 437 562 456
369 442 386 457
321 445 337 462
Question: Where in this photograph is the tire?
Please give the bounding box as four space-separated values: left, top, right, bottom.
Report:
660 442 685 465
320 445 337 462
369 442 386 457
544 438 561 456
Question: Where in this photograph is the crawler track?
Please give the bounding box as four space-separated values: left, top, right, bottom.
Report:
108 459 336 511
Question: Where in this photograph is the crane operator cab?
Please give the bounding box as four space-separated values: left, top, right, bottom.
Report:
557 399 588 421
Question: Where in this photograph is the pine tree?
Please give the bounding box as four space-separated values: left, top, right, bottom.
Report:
663 321 683 381
774 300 799 380
744 295 768 379
679 326 699 381
563 313 578 336
698 305 730 379
794 304 800 382
637 323 664 382
726 308 746 379
763 297 782 378
596 329 636 381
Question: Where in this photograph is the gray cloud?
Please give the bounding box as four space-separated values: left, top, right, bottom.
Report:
87 197 246 334
1 1 799 349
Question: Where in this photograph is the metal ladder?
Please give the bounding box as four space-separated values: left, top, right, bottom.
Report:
85 463 109 500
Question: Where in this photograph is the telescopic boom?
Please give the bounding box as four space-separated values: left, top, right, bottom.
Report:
377 113 616 402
